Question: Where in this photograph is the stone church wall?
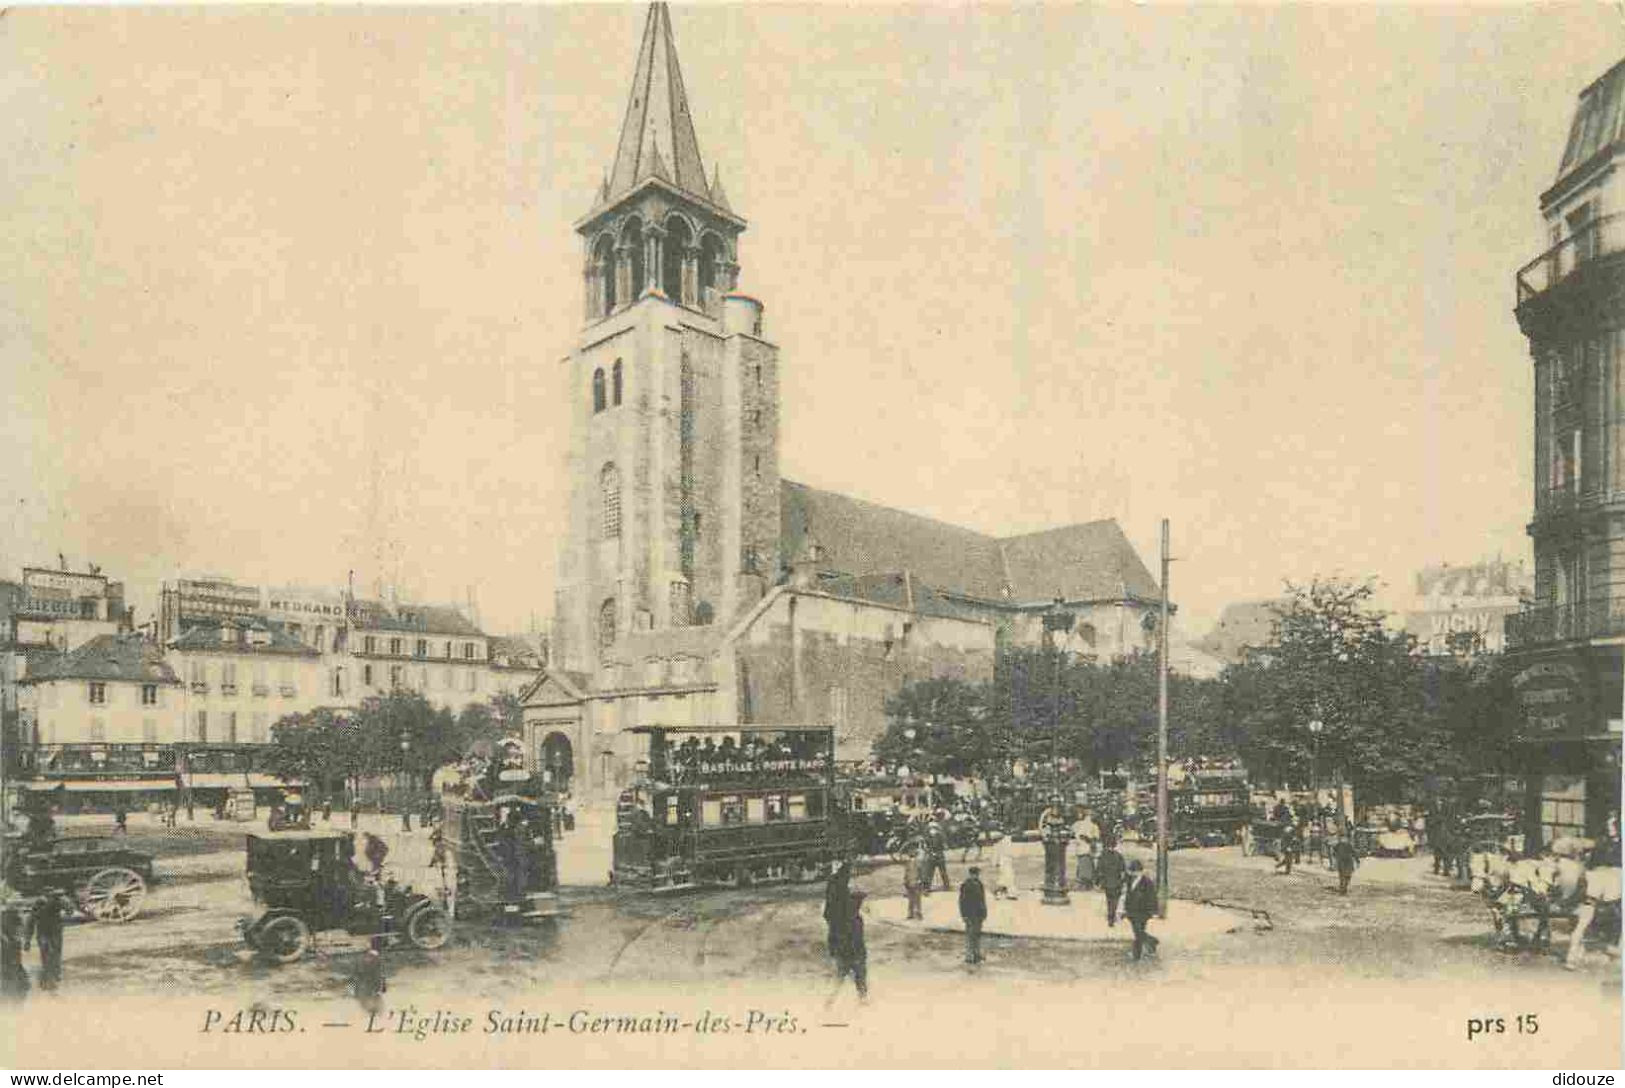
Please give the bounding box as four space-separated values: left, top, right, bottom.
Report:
731 590 996 760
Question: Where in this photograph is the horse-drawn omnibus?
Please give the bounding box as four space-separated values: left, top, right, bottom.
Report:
611 724 839 891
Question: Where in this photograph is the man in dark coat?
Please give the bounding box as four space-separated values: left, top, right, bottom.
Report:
23 891 65 991
958 866 988 964
925 821 951 891
1096 840 1127 926
1332 836 1359 894
1123 860 1159 961
833 890 869 1001
823 861 852 965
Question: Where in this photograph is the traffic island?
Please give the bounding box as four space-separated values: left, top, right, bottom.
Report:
871 887 1266 945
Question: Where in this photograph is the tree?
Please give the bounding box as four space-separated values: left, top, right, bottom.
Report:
1225 578 1456 802
873 677 993 777
265 707 362 802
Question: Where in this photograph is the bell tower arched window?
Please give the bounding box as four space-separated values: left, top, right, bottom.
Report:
598 598 617 650
698 233 723 304
663 215 693 303
600 463 621 539
592 368 606 413
612 359 623 407
593 234 617 315
623 218 645 300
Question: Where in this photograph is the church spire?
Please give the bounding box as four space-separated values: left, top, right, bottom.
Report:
607 3 711 204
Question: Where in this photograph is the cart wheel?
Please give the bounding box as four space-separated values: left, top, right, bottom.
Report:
79 867 147 923
406 905 450 951
257 915 312 964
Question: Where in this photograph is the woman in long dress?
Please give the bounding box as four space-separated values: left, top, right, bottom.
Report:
993 834 1019 899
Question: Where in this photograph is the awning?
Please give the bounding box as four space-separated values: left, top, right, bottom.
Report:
182 773 251 788
19 779 175 793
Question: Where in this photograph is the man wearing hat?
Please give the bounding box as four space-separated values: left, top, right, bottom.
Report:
829 890 868 1002
959 865 988 964
1123 859 1160 961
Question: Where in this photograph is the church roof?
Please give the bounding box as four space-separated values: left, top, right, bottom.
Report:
607 3 712 206
1000 522 1162 604
778 480 1161 609
780 482 1008 601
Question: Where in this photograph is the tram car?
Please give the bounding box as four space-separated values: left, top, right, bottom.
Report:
611 724 838 890
1171 759 1252 848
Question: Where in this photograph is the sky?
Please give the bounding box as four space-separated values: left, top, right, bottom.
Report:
2 3 1622 639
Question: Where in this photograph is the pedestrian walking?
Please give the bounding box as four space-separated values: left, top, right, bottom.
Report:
113 805 128 835
321 799 333 823
350 798 362 828
1073 810 1099 889
1097 840 1126 927
0 905 30 1002
992 833 1019 899
959 866 988 964
353 943 388 1013
924 821 951 891
1332 836 1359 895
1240 821 1254 857
1431 817 1453 876
1275 822 1298 875
1123 860 1159 961
823 860 853 963
24 890 65 992
902 845 924 920
828 890 868 1002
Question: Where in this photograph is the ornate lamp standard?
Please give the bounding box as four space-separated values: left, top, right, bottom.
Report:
1041 600 1074 906
1308 718 1324 861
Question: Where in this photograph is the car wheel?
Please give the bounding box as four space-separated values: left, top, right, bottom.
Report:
257 915 312 964
79 867 147 923
406 904 450 951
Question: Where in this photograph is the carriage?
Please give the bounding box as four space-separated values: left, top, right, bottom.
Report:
237 831 450 963
611 724 839 890
5 836 153 923
441 791 563 921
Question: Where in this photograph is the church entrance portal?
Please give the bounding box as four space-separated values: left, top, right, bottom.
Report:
541 731 574 794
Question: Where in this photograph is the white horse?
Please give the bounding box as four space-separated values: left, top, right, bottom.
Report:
1567 865 1622 969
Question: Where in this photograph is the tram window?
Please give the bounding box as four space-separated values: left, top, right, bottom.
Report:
720 796 747 825
765 794 787 822
746 797 766 824
787 794 807 821
702 798 722 826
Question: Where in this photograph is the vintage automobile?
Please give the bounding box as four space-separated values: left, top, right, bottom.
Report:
238 831 450 963
5 836 154 922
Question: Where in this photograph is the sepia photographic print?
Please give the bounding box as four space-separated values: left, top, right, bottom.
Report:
1 0 1622 1071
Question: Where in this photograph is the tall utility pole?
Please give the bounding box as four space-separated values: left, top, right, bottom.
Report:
1156 519 1171 919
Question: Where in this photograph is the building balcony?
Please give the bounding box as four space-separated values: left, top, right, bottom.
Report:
1506 596 1625 649
1516 212 1624 304
251 683 270 697
279 684 297 697
220 683 238 696
190 682 209 694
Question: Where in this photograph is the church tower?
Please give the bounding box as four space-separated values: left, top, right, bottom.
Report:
553 2 782 677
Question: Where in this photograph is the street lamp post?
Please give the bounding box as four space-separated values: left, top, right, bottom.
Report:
1041 600 1074 906
1308 719 1324 862
400 734 413 832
